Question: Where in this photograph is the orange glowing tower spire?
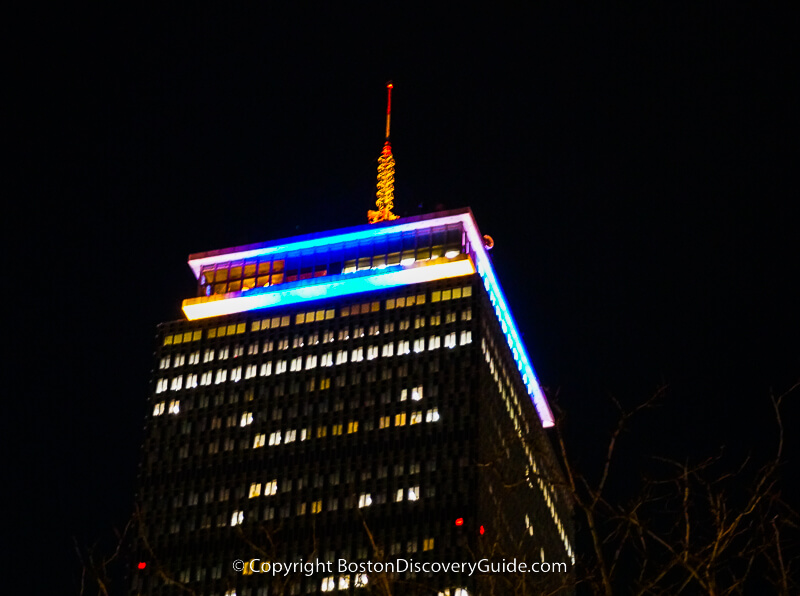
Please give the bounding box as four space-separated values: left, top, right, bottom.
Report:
368 82 400 224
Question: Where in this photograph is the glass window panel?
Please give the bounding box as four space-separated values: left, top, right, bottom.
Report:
214 267 229 282
258 261 271 275
229 261 244 280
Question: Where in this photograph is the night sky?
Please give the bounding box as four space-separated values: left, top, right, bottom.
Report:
12 5 798 593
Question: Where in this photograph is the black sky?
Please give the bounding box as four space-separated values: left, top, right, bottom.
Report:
11 5 799 593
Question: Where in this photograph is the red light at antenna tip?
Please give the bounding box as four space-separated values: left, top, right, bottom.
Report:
138 562 147 570
455 517 464 526
480 525 485 535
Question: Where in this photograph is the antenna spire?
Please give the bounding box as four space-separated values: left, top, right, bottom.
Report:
368 81 399 224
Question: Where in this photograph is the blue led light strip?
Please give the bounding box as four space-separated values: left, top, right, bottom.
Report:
183 259 475 320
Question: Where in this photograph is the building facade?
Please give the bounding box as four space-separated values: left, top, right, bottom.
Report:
130 208 574 595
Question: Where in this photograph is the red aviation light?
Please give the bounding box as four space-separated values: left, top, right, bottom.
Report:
137 562 147 570
455 518 464 526
479 525 485 535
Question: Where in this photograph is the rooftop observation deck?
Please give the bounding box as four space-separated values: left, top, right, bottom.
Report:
181 208 554 427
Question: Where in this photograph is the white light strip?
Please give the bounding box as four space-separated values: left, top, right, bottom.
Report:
182 259 475 321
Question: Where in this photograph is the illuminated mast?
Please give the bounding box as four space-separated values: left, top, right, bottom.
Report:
368 82 399 224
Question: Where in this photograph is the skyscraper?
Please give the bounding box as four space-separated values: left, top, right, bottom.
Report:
131 208 574 595
130 84 573 595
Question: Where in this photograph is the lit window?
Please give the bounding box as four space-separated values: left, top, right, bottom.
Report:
170 376 183 391
245 365 257 379
173 354 185 367
300 428 309 441
240 412 253 427
288 356 300 372
316 426 327 438
253 434 265 448
168 400 180 414
332 424 343 436
395 489 404 502
230 510 244 526
367 345 379 360
186 373 198 388
321 576 335 592
231 366 242 382
268 431 281 446
305 355 318 369
249 483 261 498
311 500 323 514
153 402 165 416
347 421 358 433
395 413 407 426
200 371 212 386
423 538 434 551
461 308 472 321
321 352 333 367
355 573 368 587
275 360 287 374
426 408 440 422
358 493 372 508
158 356 170 369
320 378 331 390
260 362 272 376
336 350 348 365
265 480 277 495
444 332 457 349
263 340 274 353
446 312 457 324
413 338 425 353
428 335 441 350
398 340 410 355
155 378 167 393
323 330 334 343
412 386 423 401
277 338 289 350
379 416 390 429
410 411 422 425
218 347 229 360
285 429 296 443
214 369 227 384
408 487 419 501
351 347 364 362
233 345 244 358
460 330 472 345
381 343 394 357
